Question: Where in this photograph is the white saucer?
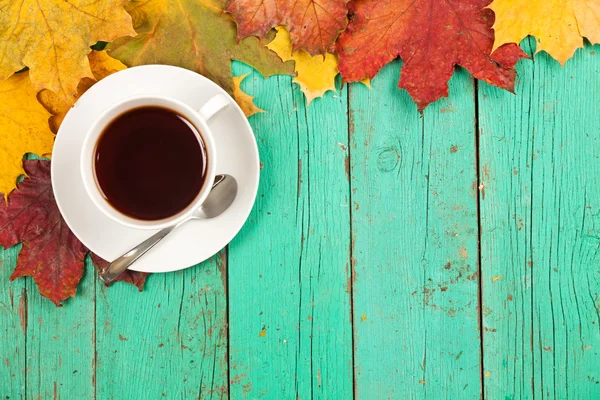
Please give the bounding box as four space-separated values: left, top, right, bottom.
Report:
52 65 259 273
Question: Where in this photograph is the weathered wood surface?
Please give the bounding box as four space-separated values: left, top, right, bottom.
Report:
1 49 600 398
479 40 600 399
228 64 352 399
350 63 481 398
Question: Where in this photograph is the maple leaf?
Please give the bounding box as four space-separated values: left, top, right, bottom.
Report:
0 160 87 306
0 0 135 101
37 49 264 123
90 254 149 291
267 26 339 104
0 160 148 304
336 0 528 110
490 0 600 65
107 0 294 95
233 74 265 117
37 51 127 134
0 72 54 198
225 0 349 55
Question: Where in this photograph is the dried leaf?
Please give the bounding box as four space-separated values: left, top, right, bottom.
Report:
225 0 349 54
107 0 294 95
90 254 149 291
0 0 135 101
84 50 129 80
490 0 600 65
37 51 127 134
0 160 87 305
0 72 54 198
267 26 338 105
336 0 528 110
233 74 264 117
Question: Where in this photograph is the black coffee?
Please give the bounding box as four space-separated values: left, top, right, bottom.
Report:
94 106 207 221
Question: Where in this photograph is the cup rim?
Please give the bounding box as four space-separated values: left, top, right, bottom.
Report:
80 95 217 230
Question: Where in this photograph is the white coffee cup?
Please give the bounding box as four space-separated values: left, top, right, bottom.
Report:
80 94 229 230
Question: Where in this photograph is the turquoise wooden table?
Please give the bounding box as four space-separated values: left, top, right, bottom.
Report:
1 40 600 399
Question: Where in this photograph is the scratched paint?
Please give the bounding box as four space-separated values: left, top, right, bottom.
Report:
0 246 25 397
479 39 600 399
350 61 481 398
228 63 353 399
96 252 228 398
27 255 95 398
0 49 599 399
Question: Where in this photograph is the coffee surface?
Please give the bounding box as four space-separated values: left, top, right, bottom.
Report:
94 106 207 220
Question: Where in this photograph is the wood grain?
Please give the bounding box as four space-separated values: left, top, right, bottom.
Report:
349 61 481 398
228 62 353 399
95 253 227 398
479 40 600 399
25 256 95 398
0 246 26 398
0 49 600 399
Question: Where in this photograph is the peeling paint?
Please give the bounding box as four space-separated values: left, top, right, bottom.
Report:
18 289 27 335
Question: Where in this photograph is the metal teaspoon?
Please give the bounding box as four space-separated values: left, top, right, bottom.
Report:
99 174 238 283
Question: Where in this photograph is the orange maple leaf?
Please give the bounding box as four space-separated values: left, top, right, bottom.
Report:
336 0 528 110
225 0 349 55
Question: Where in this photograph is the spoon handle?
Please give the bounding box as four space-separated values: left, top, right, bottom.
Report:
99 224 177 283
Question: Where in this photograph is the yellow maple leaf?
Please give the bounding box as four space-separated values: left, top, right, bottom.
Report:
490 0 600 65
232 74 264 117
0 0 135 100
37 51 127 133
267 26 339 105
0 72 54 199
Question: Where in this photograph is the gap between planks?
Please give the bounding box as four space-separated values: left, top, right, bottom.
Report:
474 79 486 400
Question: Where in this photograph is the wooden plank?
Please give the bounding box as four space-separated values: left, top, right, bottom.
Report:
349 62 481 398
228 63 353 398
479 40 600 399
24 256 95 398
0 155 94 399
0 245 26 398
95 253 228 398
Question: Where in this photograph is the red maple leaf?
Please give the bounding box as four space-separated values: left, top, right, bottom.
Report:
90 253 149 291
225 0 349 54
0 160 149 305
336 0 528 110
0 160 87 306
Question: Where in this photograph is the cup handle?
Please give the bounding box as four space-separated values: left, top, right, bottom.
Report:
198 93 230 121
